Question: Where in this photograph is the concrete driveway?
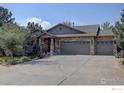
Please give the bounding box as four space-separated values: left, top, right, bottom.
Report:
0 55 124 85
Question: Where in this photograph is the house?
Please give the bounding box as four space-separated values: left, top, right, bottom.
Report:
40 23 116 55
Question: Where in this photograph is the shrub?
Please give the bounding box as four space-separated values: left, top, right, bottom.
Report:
116 51 124 58
0 57 18 65
0 56 33 65
0 57 3 64
18 56 31 63
121 60 124 65
116 51 124 65
0 23 28 57
0 47 4 57
3 57 9 62
5 58 17 65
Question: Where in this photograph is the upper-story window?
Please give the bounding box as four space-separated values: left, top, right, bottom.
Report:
59 27 62 30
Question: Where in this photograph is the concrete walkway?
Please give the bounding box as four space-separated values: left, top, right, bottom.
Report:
0 55 124 85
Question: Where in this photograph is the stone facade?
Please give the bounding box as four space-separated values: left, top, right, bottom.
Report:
41 36 115 55
41 38 49 53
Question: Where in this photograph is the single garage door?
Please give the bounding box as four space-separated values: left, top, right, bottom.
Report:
60 41 90 55
96 41 113 55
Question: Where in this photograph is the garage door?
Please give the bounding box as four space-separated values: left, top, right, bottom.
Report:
60 41 90 55
96 41 113 55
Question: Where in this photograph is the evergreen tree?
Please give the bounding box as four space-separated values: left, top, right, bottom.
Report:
0 6 15 26
62 21 74 27
101 21 113 30
26 22 43 56
0 23 28 56
113 9 124 60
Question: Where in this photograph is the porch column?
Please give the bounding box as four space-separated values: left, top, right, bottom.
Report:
113 40 117 55
90 37 95 55
39 38 42 56
50 38 54 55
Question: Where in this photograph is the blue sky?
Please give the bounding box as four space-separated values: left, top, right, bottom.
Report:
0 3 124 28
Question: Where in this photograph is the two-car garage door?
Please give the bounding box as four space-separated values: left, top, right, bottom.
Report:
60 41 90 55
60 41 113 55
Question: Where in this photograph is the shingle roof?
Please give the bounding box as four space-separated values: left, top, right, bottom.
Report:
99 29 114 36
43 24 114 37
74 25 100 36
41 30 55 37
47 24 86 34
74 25 114 36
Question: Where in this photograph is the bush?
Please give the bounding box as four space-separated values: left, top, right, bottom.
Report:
116 51 124 66
0 23 28 57
28 56 41 59
0 56 36 65
0 57 3 64
18 56 31 63
0 57 18 65
0 47 4 57
0 56 30 65
122 61 124 65
116 51 124 58
115 53 121 58
5 58 17 65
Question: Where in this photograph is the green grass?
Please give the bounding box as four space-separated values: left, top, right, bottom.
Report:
0 56 32 65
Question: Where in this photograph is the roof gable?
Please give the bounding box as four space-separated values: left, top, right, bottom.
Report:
42 24 114 37
46 24 86 35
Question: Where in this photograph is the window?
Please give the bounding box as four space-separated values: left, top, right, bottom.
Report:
59 27 62 30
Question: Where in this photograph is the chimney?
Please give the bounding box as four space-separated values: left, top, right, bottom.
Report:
96 26 101 36
72 22 74 28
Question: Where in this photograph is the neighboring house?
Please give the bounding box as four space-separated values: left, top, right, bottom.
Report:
40 24 116 55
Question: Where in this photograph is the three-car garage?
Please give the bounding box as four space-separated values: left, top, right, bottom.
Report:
60 40 114 55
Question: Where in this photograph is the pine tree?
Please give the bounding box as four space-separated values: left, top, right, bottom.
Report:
101 22 113 30
113 9 124 60
0 6 15 26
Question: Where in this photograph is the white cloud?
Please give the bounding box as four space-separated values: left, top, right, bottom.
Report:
21 17 52 30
